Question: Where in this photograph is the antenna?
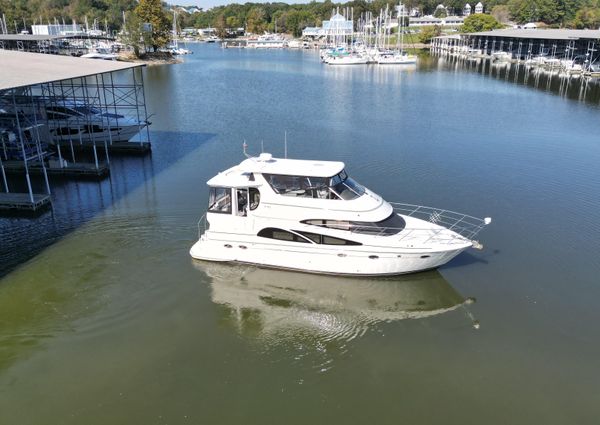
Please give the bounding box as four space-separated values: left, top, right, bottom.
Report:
284 131 287 158
261 140 264 153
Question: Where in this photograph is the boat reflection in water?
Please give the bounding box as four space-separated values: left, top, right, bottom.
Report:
194 262 479 346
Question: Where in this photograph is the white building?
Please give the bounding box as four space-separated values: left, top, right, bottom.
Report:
464 3 472 16
31 24 84 36
302 13 353 38
322 13 353 35
409 16 464 27
475 2 484 14
396 4 408 17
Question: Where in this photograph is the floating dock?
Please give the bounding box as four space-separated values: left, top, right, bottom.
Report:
1 160 110 178
0 192 51 212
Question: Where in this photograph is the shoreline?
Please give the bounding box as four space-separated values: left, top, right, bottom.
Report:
118 52 183 66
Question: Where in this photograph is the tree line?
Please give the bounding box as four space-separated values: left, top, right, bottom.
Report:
1 0 599 37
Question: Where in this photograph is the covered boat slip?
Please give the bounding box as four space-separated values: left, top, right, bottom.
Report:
0 51 150 213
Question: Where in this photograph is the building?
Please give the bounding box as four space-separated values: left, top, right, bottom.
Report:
302 13 353 38
409 16 464 27
31 24 84 36
464 3 472 16
475 2 484 14
322 13 353 36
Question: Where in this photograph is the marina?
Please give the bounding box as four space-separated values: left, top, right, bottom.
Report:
0 50 151 212
432 29 600 77
1 40 600 425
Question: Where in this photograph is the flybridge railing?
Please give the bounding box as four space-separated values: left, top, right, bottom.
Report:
390 203 491 241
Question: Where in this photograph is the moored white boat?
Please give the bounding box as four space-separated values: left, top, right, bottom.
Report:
375 51 417 65
190 153 491 275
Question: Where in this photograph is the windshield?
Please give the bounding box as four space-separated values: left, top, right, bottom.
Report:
263 169 365 200
329 170 365 200
73 106 102 115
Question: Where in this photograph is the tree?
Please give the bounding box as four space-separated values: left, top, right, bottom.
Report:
134 0 170 51
491 5 511 23
214 14 227 38
418 25 441 43
246 7 266 34
226 15 240 30
571 5 600 28
508 0 562 24
121 11 145 57
433 7 447 18
461 13 503 32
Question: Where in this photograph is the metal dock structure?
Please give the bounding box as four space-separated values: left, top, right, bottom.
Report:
0 51 150 213
432 29 600 76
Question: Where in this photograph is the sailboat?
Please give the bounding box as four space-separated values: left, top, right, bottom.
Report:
169 10 191 55
375 4 417 65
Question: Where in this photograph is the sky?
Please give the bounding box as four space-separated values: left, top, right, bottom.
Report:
177 0 312 9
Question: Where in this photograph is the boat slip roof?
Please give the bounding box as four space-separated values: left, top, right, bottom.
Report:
470 29 600 40
0 50 143 91
207 155 345 187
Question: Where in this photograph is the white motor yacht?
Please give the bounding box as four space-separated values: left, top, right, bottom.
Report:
43 101 148 144
81 47 118 60
190 153 491 275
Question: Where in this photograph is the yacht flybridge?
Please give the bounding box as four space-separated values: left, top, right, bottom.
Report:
190 153 491 275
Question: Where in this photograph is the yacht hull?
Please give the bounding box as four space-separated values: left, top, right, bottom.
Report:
190 235 470 276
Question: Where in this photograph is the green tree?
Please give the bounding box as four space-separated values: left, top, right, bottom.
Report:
433 7 447 18
214 13 227 38
491 5 511 23
226 15 240 29
461 13 503 32
418 25 441 43
508 0 561 24
121 10 144 57
571 5 600 28
246 7 266 34
134 0 170 51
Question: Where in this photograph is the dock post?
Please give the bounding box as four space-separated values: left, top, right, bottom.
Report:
0 154 8 193
98 74 111 165
132 68 143 147
13 91 34 204
30 88 51 195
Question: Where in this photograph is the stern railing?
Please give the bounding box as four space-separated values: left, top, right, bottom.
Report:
197 213 208 238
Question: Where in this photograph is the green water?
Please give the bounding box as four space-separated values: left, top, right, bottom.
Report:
1 45 599 424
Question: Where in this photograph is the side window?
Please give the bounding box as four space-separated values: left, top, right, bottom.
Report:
295 231 362 246
257 228 309 243
249 188 260 210
208 187 231 214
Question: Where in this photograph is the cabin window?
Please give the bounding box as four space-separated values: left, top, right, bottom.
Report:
208 187 232 214
294 231 362 246
302 213 406 236
257 228 309 243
